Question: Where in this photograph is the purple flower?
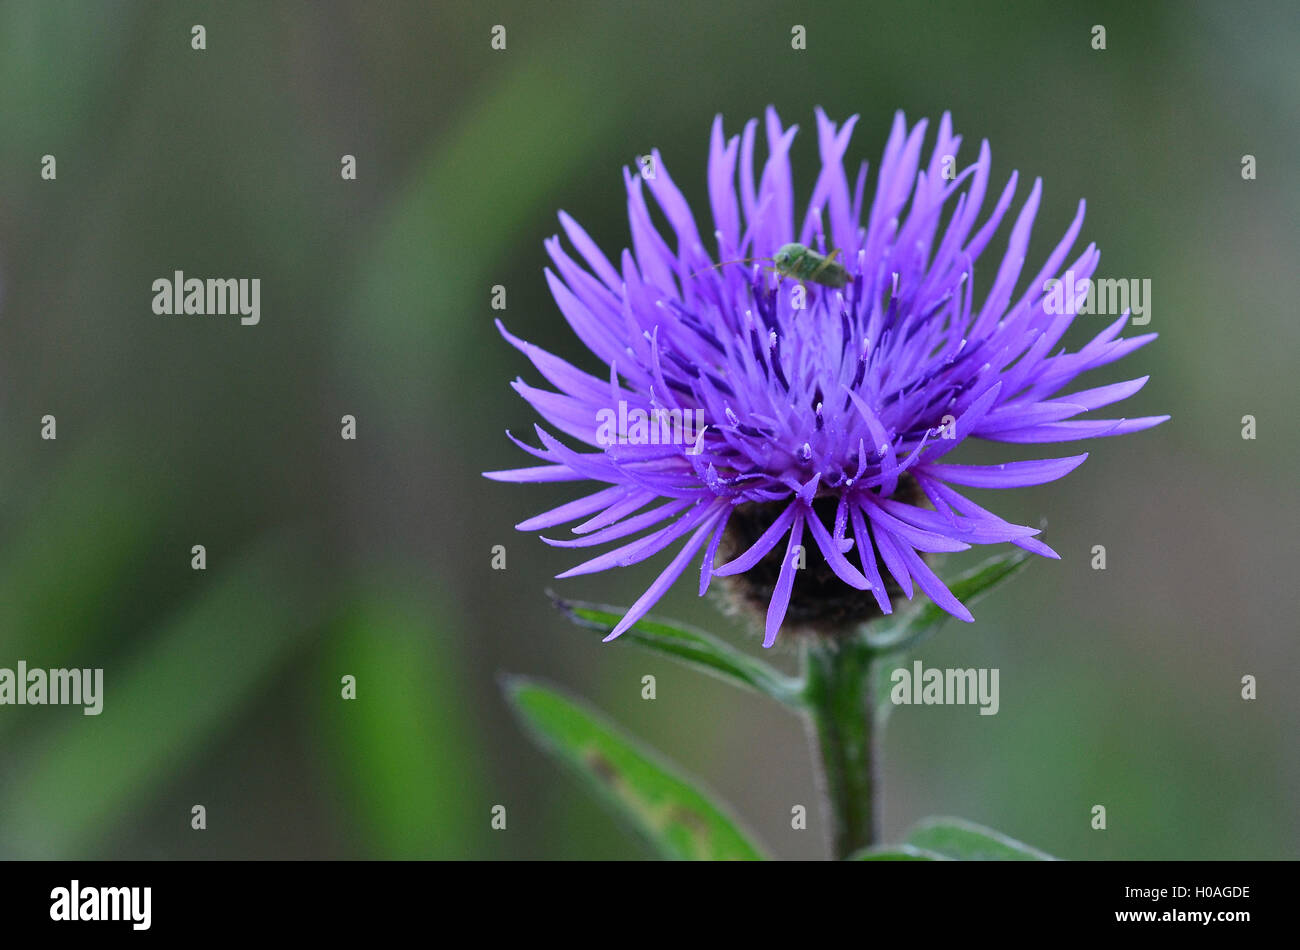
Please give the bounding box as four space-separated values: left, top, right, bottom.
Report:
486 109 1166 648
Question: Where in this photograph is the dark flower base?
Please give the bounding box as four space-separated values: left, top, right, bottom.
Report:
717 475 924 637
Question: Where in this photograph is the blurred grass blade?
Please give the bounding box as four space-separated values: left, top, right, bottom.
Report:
317 585 483 859
0 432 172 678
340 53 617 412
903 817 1056 860
864 548 1033 653
549 593 801 705
0 532 328 858
504 677 766 860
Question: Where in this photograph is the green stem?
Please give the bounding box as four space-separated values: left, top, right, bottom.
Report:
802 638 880 859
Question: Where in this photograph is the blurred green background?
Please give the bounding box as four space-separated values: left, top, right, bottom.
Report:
0 0 1295 859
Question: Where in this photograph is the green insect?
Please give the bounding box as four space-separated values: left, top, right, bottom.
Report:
693 242 851 289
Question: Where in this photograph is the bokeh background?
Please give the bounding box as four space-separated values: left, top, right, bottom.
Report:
0 0 1296 860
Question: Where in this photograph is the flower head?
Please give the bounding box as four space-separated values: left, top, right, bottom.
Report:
486 108 1165 647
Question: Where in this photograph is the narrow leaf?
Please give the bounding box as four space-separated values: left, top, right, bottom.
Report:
550 592 801 705
504 677 767 860
864 547 1033 653
904 817 1056 860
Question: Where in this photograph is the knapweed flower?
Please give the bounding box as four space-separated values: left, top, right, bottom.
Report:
486 109 1165 648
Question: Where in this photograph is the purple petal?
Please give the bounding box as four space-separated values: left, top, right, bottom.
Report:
764 507 806 647
606 505 728 640
921 454 1088 488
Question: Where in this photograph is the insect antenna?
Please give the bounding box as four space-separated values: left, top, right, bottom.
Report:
689 256 774 279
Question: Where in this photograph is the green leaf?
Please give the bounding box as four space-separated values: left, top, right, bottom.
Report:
903 817 1056 860
864 547 1033 654
850 844 950 860
549 592 801 705
504 677 767 860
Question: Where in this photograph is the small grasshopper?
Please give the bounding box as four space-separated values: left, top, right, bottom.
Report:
693 242 851 289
